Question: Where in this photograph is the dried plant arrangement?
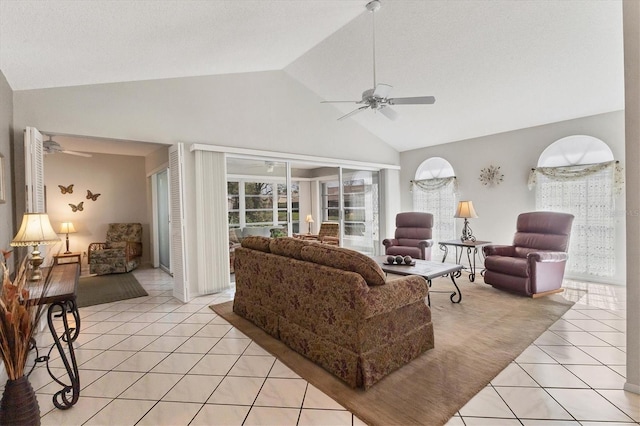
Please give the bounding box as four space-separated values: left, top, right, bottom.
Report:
0 257 51 380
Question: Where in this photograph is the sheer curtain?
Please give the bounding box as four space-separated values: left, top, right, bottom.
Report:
530 161 619 277
412 177 457 247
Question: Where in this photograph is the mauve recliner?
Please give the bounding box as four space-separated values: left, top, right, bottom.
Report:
383 212 434 260
482 211 574 297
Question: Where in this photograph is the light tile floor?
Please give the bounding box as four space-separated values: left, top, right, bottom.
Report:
22 267 640 425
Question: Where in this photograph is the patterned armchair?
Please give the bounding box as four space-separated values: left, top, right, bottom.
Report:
88 223 143 275
302 222 340 246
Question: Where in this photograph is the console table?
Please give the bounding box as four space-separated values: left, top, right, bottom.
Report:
438 240 491 282
53 252 81 265
27 263 81 410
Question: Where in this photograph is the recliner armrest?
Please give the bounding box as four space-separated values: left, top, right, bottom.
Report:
527 251 568 262
417 239 434 249
483 245 516 257
382 238 399 248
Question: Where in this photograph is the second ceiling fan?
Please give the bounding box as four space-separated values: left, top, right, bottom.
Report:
323 0 435 121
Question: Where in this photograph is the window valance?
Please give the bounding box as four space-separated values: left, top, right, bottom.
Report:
410 177 458 193
528 161 624 195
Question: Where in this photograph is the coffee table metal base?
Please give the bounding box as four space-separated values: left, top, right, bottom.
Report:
374 256 464 306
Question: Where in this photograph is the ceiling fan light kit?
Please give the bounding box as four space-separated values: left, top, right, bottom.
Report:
43 136 92 157
322 0 435 121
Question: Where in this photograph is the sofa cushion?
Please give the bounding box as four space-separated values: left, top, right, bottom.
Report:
241 236 271 252
269 237 311 260
300 245 386 286
484 255 529 278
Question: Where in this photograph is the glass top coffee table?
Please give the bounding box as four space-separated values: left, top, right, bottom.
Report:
373 256 464 305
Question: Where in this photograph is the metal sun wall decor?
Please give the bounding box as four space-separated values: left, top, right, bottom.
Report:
479 165 504 187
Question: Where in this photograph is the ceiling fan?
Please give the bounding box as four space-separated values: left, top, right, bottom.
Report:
322 0 435 121
43 135 92 157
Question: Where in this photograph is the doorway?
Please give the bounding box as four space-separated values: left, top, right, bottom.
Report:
155 169 171 273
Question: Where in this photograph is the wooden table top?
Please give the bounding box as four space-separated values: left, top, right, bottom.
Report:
26 263 79 305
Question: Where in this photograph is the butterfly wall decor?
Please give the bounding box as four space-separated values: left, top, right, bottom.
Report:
58 184 74 194
86 190 101 201
69 202 84 212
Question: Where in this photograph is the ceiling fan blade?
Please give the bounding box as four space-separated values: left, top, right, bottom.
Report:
373 83 393 99
321 100 360 103
388 96 436 105
337 106 369 121
379 106 398 121
62 150 92 158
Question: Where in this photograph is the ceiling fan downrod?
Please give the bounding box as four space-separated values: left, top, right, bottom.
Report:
367 0 382 89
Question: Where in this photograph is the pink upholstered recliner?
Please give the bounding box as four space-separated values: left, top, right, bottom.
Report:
383 212 434 260
482 211 574 297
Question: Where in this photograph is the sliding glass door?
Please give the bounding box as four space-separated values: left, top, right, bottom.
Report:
226 158 379 256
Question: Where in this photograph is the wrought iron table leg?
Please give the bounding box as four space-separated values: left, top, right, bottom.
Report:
449 274 462 303
439 243 448 263
466 247 476 282
47 299 80 409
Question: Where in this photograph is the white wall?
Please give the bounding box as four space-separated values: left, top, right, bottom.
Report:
400 111 626 284
12 70 397 166
44 152 149 266
0 71 13 257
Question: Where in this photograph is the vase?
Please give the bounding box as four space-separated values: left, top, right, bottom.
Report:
0 376 41 426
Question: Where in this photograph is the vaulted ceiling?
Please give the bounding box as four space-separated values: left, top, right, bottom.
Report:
0 0 624 153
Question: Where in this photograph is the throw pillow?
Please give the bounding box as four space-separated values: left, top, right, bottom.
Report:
229 228 241 244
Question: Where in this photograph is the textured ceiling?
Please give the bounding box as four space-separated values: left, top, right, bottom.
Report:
0 0 625 153
0 0 365 90
286 0 625 151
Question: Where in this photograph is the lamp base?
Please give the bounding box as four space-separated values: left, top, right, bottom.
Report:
28 249 44 282
64 234 71 254
460 218 477 242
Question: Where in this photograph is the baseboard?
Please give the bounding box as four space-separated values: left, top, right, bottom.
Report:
532 288 564 298
624 382 640 394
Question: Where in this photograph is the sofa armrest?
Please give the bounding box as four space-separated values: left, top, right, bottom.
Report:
87 242 106 263
360 275 428 319
528 251 568 262
417 239 434 249
483 245 516 257
382 238 398 248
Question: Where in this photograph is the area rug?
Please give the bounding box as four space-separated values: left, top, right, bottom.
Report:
210 277 575 426
76 273 148 308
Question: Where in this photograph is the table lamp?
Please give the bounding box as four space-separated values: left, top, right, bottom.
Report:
305 214 315 234
59 222 77 254
11 213 61 281
454 201 478 242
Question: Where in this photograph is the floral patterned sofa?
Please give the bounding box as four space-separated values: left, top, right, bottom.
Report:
233 236 434 389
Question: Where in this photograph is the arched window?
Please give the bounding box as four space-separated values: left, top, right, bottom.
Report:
529 135 622 277
412 157 457 245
